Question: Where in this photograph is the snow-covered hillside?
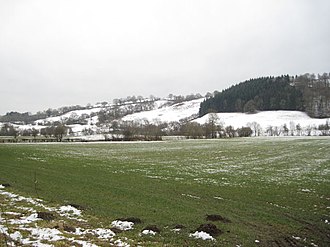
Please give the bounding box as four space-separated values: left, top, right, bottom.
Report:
122 101 329 136
34 108 102 125
122 98 204 123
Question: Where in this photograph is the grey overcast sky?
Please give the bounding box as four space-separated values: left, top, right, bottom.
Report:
0 0 329 114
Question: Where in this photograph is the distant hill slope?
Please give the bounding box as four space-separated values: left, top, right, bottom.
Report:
0 94 202 125
199 74 330 118
122 98 204 123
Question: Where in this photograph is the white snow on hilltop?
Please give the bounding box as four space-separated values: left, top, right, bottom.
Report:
122 98 204 123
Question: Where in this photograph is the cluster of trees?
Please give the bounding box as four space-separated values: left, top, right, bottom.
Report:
246 120 330 137
97 101 156 124
39 125 68 141
0 112 45 124
0 124 19 137
64 112 97 125
0 124 68 142
199 73 330 118
294 73 330 87
46 105 86 117
173 121 252 138
118 120 164 141
166 114 252 138
112 95 160 106
112 93 203 107
199 75 304 116
167 93 203 103
113 114 253 140
0 105 87 124
293 73 330 118
318 120 330 136
264 122 330 136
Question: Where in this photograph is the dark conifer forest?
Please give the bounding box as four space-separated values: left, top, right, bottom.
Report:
199 74 330 118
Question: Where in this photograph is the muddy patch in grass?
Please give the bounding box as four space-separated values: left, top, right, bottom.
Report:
63 224 76 233
37 211 56 221
195 223 223 237
206 214 231 223
53 222 76 233
110 227 123 234
264 236 303 247
69 203 86 210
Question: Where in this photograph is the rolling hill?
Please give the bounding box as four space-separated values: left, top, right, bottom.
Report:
1 73 329 140
0 96 328 140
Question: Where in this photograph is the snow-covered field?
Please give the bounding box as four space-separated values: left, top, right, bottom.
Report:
195 111 328 132
1 138 329 246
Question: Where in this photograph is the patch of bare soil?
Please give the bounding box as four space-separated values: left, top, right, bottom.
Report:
110 227 123 234
263 236 304 247
206 214 231 223
37 211 56 221
284 213 330 246
69 203 86 210
63 224 76 233
143 225 161 233
195 223 223 237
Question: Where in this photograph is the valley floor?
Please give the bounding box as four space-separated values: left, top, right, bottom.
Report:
0 138 329 246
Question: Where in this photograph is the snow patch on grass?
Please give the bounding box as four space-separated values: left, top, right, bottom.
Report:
72 239 99 247
0 186 130 247
9 213 40 225
141 229 157 235
182 193 200 199
301 188 313 193
111 220 134 231
189 231 215 241
59 205 81 216
29 227 65 241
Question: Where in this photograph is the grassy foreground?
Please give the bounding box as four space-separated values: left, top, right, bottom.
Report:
0 137 329 246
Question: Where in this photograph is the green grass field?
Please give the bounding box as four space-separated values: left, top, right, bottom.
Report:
0 137 329 246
